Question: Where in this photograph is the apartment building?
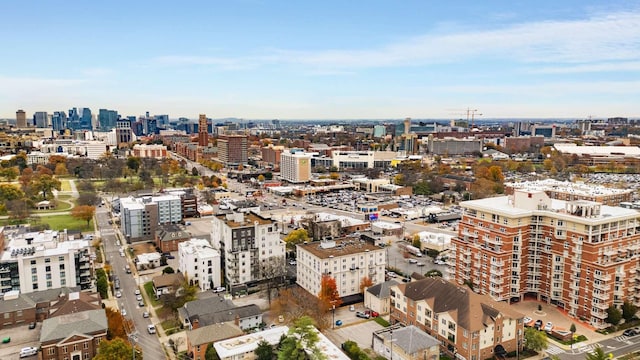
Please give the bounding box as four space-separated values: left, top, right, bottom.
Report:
296 238 386 299
121 194 182 241
505 178 633 206
389 278 524 360
217 134 248 166
211 212 285 286
0 230 92 294
451 188 640 328
280 149 312 183
178 238 222 291
261 144 284 168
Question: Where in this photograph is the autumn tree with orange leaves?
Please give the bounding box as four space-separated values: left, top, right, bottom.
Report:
105 307 134 340
71 205 96 226
318 274 342 309
359 276 373 294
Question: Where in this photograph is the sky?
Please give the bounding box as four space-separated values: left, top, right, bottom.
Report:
1 0 640 120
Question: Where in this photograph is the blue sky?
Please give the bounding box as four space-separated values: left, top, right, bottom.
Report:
1 1 639 120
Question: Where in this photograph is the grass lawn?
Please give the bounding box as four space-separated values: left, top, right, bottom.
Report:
143 281 161 308
32 199 74 213
59 179 72 191
37 214 93 232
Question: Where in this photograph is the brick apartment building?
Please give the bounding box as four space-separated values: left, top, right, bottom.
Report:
451 187 640 328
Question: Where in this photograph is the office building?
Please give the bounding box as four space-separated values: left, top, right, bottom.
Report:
33 111 48 128
261 144 284 169
51 111 67 133
296 238 386 299
389 278 524 360
198 114 208 147
178 238 222 291
131 144 168 159
16 109 27 128
120 195 182 242
217 135 247 166
211 212 285 286
280 149 312 183
116 118 133 148
98 109 118 131
451 188 640 328
0 230 92 294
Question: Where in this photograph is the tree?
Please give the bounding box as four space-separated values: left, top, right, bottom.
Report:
260 256 287 304
585 346 610 360
257 174 265 183
359 276 373 294
412 234 421 249
254 339 274 360
54 163 68 176
0 184 24 201
126 156 141 172
205 343 220 360
622 301 637 322
318 274 342 309
606 305 622 325
31 174 61 200
283 229 309 250
6 199 30 220
77 192 100 206
277 316 326 360
94 338 135 360
523 328 548 353
97 276 109 299
105 307 133 340
162 266 175 274
72 205 96 226
0 166 19 182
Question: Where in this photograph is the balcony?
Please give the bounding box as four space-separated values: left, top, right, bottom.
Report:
594 273 611 282
593 302 609 310
593 292 609 301
490 277 504 285
490 260 504 267
490 267 503 276
593 282 608 291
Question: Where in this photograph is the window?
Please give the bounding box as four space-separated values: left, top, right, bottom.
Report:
45 258 51 263
30 260 36 265
31 268 37 274
45 266 51 272
60 264 65 270
59 256 65 262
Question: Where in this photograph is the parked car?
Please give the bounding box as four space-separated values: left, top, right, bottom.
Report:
289 260 297 265
20 347 37 358
212 286 226 293
523 317 532 325
534 319 543 330
135 289 141 295
623 328 638 337
408 259 418 264
121 308 127 317
416 262 425 266
142 311 150 318
355 311 370 319
28 322 36 329
147 324 156 334
115 291 122 298
365 310 379 317
349 305 355 312
138 301 145 307
544 322 553 332
136 294 143 301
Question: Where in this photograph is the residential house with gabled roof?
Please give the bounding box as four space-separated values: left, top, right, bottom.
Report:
155 223 191 253
364 279 398 315
389 278 524 360
39 308 108 360
178 295 263 331
187 322 244 360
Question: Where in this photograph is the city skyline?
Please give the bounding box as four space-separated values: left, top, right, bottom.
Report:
1 1 639 120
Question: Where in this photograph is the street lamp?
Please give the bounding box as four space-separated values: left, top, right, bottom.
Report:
332 303 336 329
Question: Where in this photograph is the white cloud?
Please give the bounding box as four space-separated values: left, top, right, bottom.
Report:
527 61 640 74
151 9 640 71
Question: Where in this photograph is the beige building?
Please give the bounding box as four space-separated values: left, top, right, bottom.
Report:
373 325 440 360
280 149 312 183
296 238 386 299
364 280 398 315
390 278 524 360
452 188 640 328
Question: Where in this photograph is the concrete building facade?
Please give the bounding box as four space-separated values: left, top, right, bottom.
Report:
280 149 312 183
178 238 222 291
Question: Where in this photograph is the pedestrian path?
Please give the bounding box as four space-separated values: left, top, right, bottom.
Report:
546 345 564 355
613 335 633 344
572 343 599 355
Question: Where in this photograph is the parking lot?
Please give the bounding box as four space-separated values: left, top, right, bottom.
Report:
0 322 41 359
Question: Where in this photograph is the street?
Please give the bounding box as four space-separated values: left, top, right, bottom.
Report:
96 204 166 359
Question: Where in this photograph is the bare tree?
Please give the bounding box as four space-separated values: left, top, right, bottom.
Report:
260 256 287 305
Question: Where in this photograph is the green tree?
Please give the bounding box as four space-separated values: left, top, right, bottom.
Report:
97 276 109 299
523 328 548 353
283 229 309 250
0 184 24 201
126 156 141 172
622 301 637 322
585 346 610 360
163 266 175 274
606 305 622 325
94 338 135 360
31 174 61 200
277 316 326 360
205 343 220 360
254 339 274 360
412 235 421 249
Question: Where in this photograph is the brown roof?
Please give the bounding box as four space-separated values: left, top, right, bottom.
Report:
297 238 383 259
152 273 185 288
396 278 523 332
50 292 102 317
188 322 244 346
215 212 273 228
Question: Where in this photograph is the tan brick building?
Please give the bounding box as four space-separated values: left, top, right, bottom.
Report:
451 188 640 328
389 278 524 360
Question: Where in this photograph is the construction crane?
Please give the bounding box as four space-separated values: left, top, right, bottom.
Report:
447 108 482 129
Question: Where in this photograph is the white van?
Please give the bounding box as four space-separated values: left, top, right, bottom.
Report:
20 347 38 358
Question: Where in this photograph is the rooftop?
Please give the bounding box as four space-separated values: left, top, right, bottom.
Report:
1 231 89 262
215 212 273 228
179 238 219 258
187 322 244 346
40 309 108 343
505 179 632 197
297 238 383 259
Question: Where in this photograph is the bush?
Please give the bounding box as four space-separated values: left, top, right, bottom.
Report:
374 317 390 327
341 340 371 360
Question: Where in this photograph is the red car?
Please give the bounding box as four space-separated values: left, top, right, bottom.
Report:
365 310 379 317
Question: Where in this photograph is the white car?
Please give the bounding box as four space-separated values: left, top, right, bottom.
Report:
115 291 122 298
135 289 141 295
544 322 553 332
212 286 226 293
121 308 127 317
147 324 156 334
523 316 532 325
20 347 38 358
408 259 418 264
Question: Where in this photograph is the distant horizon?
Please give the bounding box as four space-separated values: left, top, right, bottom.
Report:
2 1 639 119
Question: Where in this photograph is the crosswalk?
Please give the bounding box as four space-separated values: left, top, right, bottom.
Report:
614 335 634 345
546 345 564 355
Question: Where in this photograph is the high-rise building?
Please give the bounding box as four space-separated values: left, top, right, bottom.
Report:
52 111 67 133
198 114 208 147
80 108 92 130
280 149 312 183
217 135 247 166
116 118 133 148
33 112 48 128
261 144 284 169
155 114 169 127
451 187 640 329
16 110 26 128
98 109 118 131
211 212 285 286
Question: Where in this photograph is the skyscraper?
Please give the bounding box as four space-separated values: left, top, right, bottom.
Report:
116 118 133 149
52 111 67 133
16 110 26 128
80 108 92 130
217 135 247 166
198 114 208 146
98 109 118 131
33 112 48 128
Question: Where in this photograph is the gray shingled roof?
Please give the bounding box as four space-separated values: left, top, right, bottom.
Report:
197 304 261 326
398 278 523 332
40 309 108 343
380 326 439 354
0 295 35 313
180 297 262 327
366 280 398 299
187 322 244 346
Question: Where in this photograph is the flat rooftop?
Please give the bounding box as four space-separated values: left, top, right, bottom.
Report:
297 238 382 259
506 179 632 196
